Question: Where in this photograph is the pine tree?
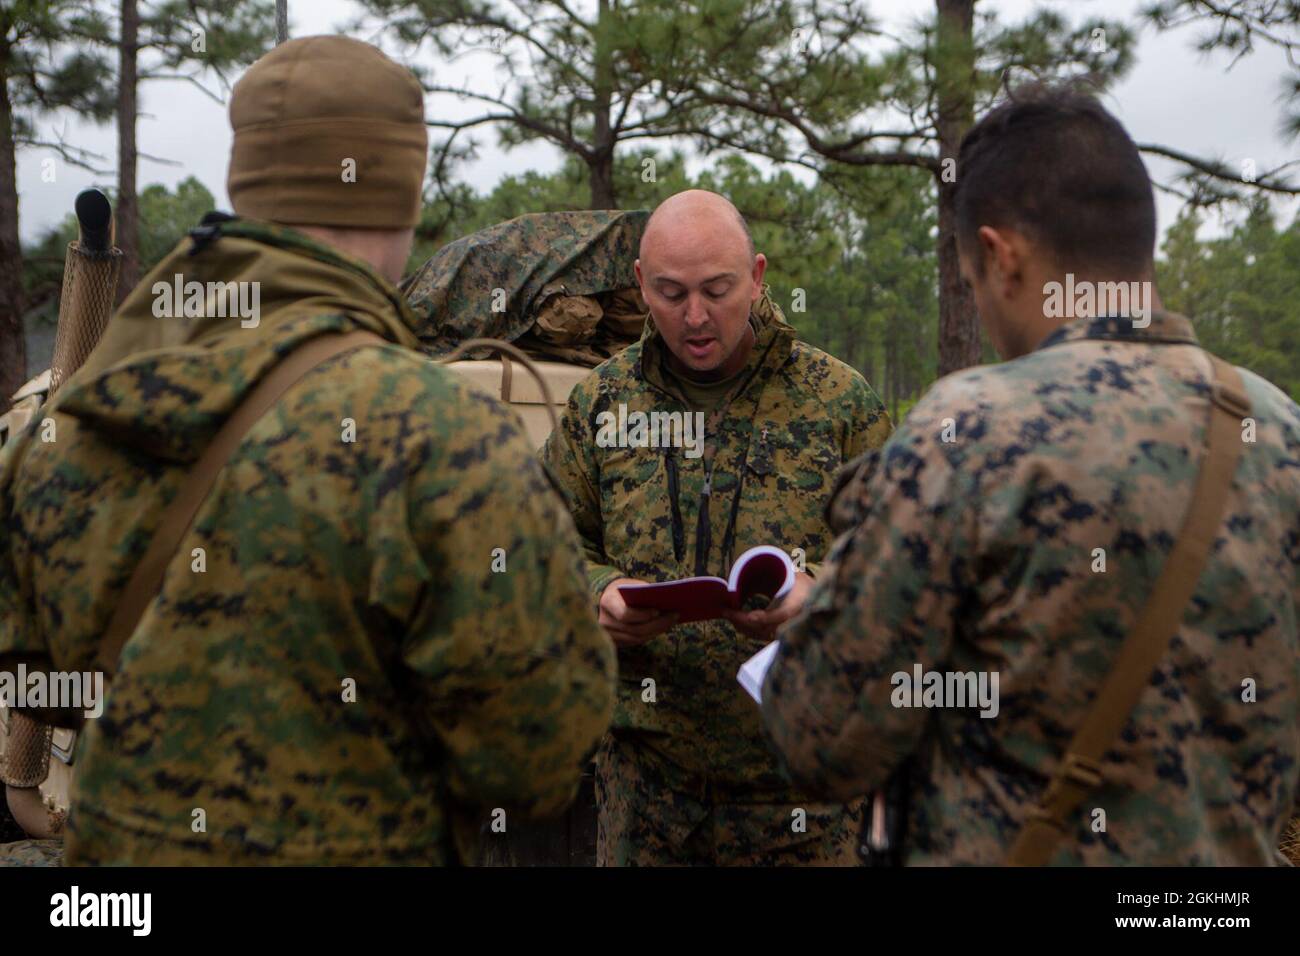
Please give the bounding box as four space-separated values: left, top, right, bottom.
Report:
106 0 275 297
0 0 115 409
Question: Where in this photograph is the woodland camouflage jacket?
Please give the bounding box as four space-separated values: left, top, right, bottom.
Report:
0 218 615 865
541 299 891 796
763 312 1300 865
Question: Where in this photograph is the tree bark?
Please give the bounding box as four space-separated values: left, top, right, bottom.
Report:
116 0 140 302
588 0 616 209
934 0 980 376
588 152 615 209
0 42 25 411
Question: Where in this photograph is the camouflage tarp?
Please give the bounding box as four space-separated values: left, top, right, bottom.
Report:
534 293 603 345
403 209 650 359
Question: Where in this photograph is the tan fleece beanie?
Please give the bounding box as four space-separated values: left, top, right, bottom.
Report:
227 36 427 229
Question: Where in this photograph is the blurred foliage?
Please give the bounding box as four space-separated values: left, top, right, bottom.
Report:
23 162 1300 415
2 0 117 157
1159 198 1300 399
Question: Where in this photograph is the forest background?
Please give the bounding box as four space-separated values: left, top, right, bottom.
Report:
7 0 1299 421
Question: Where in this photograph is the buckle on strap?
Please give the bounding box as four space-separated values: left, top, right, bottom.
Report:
1211 381 1250 419
1059 752 1105 790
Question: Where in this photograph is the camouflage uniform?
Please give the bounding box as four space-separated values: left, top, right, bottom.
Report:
0 839 63 866
763 312 1300 865
0 218 615 865
541 297 891 865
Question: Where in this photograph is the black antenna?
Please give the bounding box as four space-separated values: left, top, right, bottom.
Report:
74 188 113 254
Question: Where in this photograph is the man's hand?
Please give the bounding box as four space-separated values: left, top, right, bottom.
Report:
598 578 679 648
723 572 816 640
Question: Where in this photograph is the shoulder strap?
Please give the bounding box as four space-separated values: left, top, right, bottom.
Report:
96 329 386 676
1006 353 1251 866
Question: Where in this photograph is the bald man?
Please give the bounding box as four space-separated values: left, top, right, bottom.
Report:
541 190 893 865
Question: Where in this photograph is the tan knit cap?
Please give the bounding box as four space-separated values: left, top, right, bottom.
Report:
227 36 427 229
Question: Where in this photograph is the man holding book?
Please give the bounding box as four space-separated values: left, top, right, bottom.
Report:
541 189 892 865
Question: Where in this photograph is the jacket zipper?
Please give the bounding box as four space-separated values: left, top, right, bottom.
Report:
664 450 685 564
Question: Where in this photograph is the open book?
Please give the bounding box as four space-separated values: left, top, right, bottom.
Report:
618 545 795 624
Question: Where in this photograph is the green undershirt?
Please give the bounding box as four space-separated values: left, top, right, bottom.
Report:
670 363 747 412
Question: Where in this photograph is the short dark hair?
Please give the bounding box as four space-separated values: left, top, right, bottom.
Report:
953 83 1156 275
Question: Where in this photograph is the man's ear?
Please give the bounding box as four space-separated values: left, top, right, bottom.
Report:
634 258 643 288
750 252 767 298
977 225 1022 299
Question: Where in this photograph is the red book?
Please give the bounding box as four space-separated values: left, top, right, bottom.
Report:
618 546 796 623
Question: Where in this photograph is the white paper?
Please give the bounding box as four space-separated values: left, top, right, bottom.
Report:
737 640 781 704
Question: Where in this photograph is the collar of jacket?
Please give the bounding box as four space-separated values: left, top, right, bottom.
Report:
208 217 423 345
636 285 797 403
1034 310 1199 353
77 215 423 381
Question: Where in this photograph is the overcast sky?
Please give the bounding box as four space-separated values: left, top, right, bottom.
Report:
15 0 1299 245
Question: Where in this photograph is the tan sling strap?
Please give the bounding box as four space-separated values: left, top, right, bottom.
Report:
1005 353 1251 866
95 329 386 676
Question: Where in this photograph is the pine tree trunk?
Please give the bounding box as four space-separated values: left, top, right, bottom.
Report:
934 0 980 376
116 0 140 302
588 0 617 209
0 45 25 411
886 332 898 422
589 153 616 210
